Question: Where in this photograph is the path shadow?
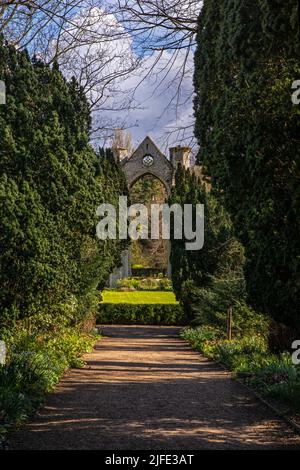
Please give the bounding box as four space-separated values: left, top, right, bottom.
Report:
9 325 300 450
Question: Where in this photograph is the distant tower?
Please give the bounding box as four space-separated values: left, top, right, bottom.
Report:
112 147 128 163
169 146 191 170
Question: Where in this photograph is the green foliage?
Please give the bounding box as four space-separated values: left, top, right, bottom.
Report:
169 165 246 322
0 38 128 327
182 326 300 413
181 325 223 352
97 303 185 325
157 278 173 291
194 1 300 330
215 336 269 371
116 277 173 291
190 276 269 338
0 39 128 444
0 321 97 444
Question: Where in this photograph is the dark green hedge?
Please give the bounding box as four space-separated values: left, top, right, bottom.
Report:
194 0 300 330
97 303 186 325
0 38 128 327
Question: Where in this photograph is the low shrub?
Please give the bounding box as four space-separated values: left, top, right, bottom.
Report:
190 285 269 339
249 353 299 388
97 303 185 325
182 325 223 349
116 277 173 291
0 323 97 445
267 382 300 413
182 326 300 415
216 336 268 371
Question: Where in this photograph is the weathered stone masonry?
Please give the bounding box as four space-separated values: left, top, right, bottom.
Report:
108 136 192 286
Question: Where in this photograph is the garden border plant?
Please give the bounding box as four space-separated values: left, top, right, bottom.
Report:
181 325 300 417
0 317 99 447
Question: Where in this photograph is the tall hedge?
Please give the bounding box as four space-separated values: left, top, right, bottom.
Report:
0 38 127 326
194 1 300 329
169 166 244 320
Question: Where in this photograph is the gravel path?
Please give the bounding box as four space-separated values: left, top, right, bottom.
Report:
9 325 300 450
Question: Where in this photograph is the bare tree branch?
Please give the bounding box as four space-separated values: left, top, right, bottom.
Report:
0 1 202 147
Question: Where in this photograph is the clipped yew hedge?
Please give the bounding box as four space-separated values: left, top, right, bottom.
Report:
97 303 186 325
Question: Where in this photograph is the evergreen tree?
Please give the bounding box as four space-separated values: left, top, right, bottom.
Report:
194 1 300 330
0 37 128 325
169 166 244 320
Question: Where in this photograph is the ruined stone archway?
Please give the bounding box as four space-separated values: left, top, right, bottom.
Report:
121 136 174 196
108 136 192 287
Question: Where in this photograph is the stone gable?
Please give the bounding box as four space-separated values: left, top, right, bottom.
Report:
121 136 174 195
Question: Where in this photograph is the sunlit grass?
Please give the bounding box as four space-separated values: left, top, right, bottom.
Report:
101 290 178 304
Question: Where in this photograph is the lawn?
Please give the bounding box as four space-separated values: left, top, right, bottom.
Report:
101 290 179 304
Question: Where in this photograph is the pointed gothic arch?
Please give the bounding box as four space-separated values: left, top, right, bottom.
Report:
108 136 193 286
121 136 174 196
